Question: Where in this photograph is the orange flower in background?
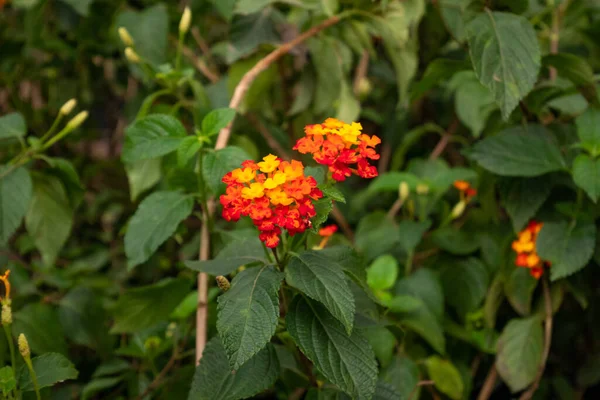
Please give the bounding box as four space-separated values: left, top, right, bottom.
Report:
511 221 549 279
220 155 323 248
453 180 477 200
294 118 380 182
316 224 338 249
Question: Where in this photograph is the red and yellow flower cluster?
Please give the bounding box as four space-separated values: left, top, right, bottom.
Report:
511 221 549 279
453 180 477 200
293 118 380 181
220 154 322 248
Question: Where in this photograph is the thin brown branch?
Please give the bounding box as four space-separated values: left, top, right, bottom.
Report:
330 206 354 242
352 50 369 96
246 113 292 160
378 143 392 174
477 364 498 400
429 118 459 161
175 38 220 84
215 15 341 149
195 200 214 365
191 27 217 69
135 347 180 399
519 278 553 400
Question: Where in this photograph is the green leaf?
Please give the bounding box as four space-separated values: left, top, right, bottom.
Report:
13 303 68 355
59 0 93 16
25 175 73 265
536 220 596 281
311 198 333 231
440 258 489 317
126 158 161 201
122 115 187 163
575 107 600 156
228 9 280 63
185 237 267 275
367 255 398 292
470 125 566 176
432 227 479 255
177 136 203 168
505 267 538 316
572 154 600 203
0 166 32 245
318 245 366 286
438 0 482 42
44 157 84 208
287 296 378 400
384 295 423 313
202 108 236 137
543 54 598 105
355 212 400 261
499 176 553 231
286 251 355 333
381 356 420 399
125 191 194 270
18 353 78 391
115 4 169 64
466 11 541 119
188 337 279 400
364 326 396 368
309 37 343 115
398 220 431 253
202 146 251 195
0 366 16 394
411 58 470 102
111 278 191 333
425 356 464 400
452 71 496 137
210 0 237 21
0 112 26 140
320 185 346 203
81 377 123 400
217 265 283 369
496 316 543 392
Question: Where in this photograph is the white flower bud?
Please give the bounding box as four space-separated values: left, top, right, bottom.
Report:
179 7 192 34
66 111 88 130
124 47 140 64
59 98 77 116
118 27 135 47
450 200 467 220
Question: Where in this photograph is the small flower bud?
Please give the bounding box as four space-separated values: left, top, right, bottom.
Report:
59 98 77 116
1 301 12 325
416 184 429 195
399 182 410 202
18 334 30 359
144 336 161 351
179 7 192 34
451 200 466 220
66 111 88 130
216 276 231 292
118 27 135 47
124 47 140 64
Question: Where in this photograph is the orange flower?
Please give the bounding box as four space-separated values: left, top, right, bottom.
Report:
453 180 477 201
294 118 380 182
220 154 323 248
511 220 549 279
318 225 338 237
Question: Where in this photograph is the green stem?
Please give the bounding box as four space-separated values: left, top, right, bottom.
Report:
41 125 72 150
3 325 16 371
405 251 414 276
39 113 63 143
24 358 41 400
175 31 184 71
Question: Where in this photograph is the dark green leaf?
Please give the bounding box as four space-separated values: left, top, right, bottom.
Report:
499 176 553 231
18 353 78 391
398 220 431 253
572 154 600 202
81 377 123 400
432 227 479 255
366 255 398 292
575 107 600 156
202 108 236 137
125 191 194 270
543 54 598 104
287 296 378 400
496 317 543 392
0 113 26 140
440 258 489 317
229 9 280 63
217 265 283 369
309 37 343 115
470 125 566 176
185 237 267 275
381 356 419 399
411 59 470 101
13 303 68 355
122 115 187 163
425 356 464 400
320 185 346 203
115 4 169 64
504 267 538 316
188 337 279 400
44 157 84 208
466 11 541 119
311 198 333 231
0 366 16 394
111 278 191 333
202 146 251 195
364 327 396 368
126 158 162 202
452 71 496 137
356 212 400 261
59 0 93 16
286 251 355 334
0 166 32 245
537 220 596 281
177 136 203 168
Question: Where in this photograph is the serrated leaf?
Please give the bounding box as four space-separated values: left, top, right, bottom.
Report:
12 303 68 355
500 176 553 231
25 174 73 265
470 125 566 177
18 353 78 391
286 251 355 333
572 154 600 202
185 237 267 275
126 158 162 201
0 166 32 245
287 296 378 400
125 191 194 269
122 114 187 163
0 112 26 140
366 255 398 292
575 108 600 156
440 258 489 317
311 197 333 232
188 337 279 400
111 278 190 333
425 356 464 400
177 136 203 168
505 267 538 316
202 146 251 195
398 220 431 253
202 108 236 137
320 185 346 203
318 245 366 286
536 220 596 281
466 11 541 119
381 356 420 399
217 265 283 369
496 316 543 392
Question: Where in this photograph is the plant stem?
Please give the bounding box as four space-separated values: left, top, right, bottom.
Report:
24 358 41 400
3 325 16 371
39 114 63 143
405 251 414 276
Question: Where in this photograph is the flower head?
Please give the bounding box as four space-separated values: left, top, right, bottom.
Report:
511 220 549 279
293 118 380 182
220 154 323 248
453 180 477 201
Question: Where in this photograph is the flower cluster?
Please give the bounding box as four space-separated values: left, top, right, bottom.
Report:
293 118 380 181
220 154 322 248
511 221 549 279
453 180 477 200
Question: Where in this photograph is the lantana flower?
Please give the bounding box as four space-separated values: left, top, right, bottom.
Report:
220 154 323 248
293 118 380 181
453 180 477 200
511 220 549 279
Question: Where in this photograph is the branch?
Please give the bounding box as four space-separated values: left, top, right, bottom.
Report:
519 278 553 400
352 50 369 96
173 37 220 84
476 364 498 400
135 346 181 399
195 14 342 365
429 118 459 160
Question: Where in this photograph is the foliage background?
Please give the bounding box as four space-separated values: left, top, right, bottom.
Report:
1 0 600 399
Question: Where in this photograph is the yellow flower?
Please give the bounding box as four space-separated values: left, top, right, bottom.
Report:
283 160 304 180
266 188 293 205
258 154 280 173
263 171 287 189
232 167 255 183
336 122 362 144
241 182 264 199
